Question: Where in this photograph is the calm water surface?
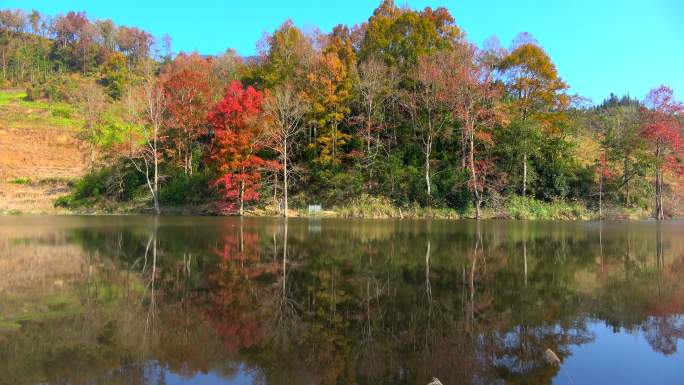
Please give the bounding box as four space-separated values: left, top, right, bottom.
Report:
1 216 683 385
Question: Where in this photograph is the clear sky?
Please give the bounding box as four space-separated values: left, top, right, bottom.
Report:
4 0 683 103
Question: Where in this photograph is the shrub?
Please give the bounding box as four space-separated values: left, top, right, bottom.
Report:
24 86 36 101
53 195 72 208
159 171 216 206
9 178 32 185
51 106 72 119
54 161 147 209
309 169 364 207
337 194 399 218
33 73 86 102
71 170 108 200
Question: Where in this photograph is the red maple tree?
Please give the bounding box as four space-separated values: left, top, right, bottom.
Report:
641 85 684 220
209 81 278 215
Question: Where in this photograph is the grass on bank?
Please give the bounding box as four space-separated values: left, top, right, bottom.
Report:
334 194 594 220
501 196 591 220
49 170 626 220
50 190 657 220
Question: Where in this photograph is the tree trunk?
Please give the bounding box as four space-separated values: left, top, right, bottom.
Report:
239 179 245 216
153 130 160 215
332 124 337 164
366 111 372 155
283 137 289 218
599 173 603 220
522 152 528 197
144 160 160 216
655 167 664 220
461 129 467 169
1 49 5 81
152 172 160 215
153 196 160 215
623 156 630 206
655 147 664 220
239 221 244 253
425 137 432 198
188 150 193 176
468 129 481 219
273 173 278 210
184 147 190 176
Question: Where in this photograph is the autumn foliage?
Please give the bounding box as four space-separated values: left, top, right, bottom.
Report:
641 85 684 152
210 81 278 214
640 85 684 219
6 1 682 219
162 53 214 175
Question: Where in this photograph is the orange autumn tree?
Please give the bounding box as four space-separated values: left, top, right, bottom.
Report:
306 25 355 166
162 53 214 176
209 81 277 215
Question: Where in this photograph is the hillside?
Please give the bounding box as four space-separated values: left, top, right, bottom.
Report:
0 90 87 213
1 5 682 219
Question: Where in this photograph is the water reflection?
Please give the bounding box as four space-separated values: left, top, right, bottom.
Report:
1 217 683 385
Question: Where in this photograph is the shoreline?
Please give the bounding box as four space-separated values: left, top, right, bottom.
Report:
0 205 662 221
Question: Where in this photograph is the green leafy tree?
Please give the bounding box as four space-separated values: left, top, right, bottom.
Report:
359 0 461 69
596 96 649 206
257 20 315 89
101 51 129 99
497 35 569 197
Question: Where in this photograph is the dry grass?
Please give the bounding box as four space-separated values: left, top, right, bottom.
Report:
0 89 87 213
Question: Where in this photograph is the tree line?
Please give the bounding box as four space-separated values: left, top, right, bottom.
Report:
1 1 682 218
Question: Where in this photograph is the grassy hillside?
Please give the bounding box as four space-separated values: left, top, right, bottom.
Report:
0 90 87 214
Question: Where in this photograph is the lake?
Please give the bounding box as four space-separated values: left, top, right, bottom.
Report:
1 216 683 385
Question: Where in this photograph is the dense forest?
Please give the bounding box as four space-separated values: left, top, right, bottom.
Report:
1 1 682 218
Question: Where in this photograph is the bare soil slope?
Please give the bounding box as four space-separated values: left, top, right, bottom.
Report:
0 90 87 213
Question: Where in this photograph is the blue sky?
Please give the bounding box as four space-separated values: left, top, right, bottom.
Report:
4 0 683 103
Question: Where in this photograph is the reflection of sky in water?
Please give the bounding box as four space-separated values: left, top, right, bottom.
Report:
165 364 254 385
557 321 684 385
161 320 684 385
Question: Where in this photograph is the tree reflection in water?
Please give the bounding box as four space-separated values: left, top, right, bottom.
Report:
0 218 684 384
